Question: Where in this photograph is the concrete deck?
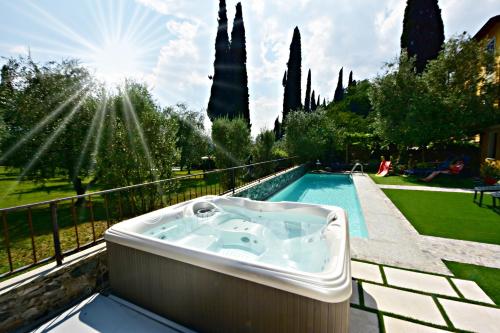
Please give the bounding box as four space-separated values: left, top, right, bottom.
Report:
30 294 195 333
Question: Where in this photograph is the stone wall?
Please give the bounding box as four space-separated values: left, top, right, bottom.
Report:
0 246 108 332
234 165 307 200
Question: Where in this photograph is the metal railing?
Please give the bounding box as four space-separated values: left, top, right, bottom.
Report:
0 157 297 279
349 163 364 176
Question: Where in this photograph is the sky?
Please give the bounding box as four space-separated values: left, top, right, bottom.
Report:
0 0 499 136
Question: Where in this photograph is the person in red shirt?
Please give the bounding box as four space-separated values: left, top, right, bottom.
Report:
420 160 464 182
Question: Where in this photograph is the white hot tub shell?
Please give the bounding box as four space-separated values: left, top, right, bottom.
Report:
105 196 351 333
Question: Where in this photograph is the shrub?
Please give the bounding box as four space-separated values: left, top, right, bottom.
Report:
284 110 337 163
253 129 276 177
211 117 251 189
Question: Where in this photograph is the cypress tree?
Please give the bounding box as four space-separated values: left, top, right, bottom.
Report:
0 65 13 91
283 27 302 121
273 117 282 140
311 90 316 111
304 69 311 112
348 70 356 87
401 0 444 73
228 2 250 127
316 95 320 110
282 70 288 121
333 67 344 102
207 0 230 121
322 98 326 108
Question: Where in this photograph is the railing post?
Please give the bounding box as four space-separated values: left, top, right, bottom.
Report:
231 169 236 194
50 202 63 266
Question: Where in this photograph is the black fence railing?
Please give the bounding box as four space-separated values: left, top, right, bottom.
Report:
0 157 297 279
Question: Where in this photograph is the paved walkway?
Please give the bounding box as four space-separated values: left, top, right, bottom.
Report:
378 184 474 193
350 259 500 333
418 236 500 269
352 174 451 275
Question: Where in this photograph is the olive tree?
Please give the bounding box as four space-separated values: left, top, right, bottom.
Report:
284 109 337 162
96 82 179 189
0 57 97 196
253 129 276 177
211 117 251 169
168 104 208 174
370 35 499 153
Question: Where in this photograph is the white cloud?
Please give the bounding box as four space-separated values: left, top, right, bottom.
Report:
374 1 405 51
166 20 198 39
135 0 176 15
135 0 500 136
8 45 29 55
148 19 211 111
250 96 282 133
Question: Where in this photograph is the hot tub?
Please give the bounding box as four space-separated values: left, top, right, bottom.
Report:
105 196 351 333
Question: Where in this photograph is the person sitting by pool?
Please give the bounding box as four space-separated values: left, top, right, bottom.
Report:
420 160 465 182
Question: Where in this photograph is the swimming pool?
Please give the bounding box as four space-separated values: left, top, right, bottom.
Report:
268 173 368 238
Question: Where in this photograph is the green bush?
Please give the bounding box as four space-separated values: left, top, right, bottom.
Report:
284 110 337 162
211 117 251 189
211 117 251 169
253 129 276 177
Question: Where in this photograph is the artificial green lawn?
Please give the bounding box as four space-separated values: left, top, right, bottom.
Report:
383 189 500 245
445 261 500 305
369 173 474 189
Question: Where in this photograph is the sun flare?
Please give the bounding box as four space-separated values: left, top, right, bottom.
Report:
90 36 143 86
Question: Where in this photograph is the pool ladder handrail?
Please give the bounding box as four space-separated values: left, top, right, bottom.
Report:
349 163 364 176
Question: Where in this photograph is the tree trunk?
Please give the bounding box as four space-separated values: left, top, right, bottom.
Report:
72 177 86 206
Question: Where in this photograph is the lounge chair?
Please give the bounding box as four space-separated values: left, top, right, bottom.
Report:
492 192 500 210
404 157 454 176
405 156 471 177
473 185 500 206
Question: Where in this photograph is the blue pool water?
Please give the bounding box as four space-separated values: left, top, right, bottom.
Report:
267 173 368 238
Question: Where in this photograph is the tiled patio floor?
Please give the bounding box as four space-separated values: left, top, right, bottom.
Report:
351 259 500 333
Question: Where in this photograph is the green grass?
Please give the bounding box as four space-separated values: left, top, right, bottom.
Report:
0 167 226 276
0 167 99 209
369 173 474 189
446 261 500 305
383 189 500 245
0 166 205 209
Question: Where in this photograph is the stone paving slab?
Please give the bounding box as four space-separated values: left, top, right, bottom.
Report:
383 267 457 297
451 278 494 304
378 184 473 193
383 316 449 333
439 298 500 333
418 235 500 270
362 282 447 326
349 308 379 333
451 279 495 305
351 261 384 283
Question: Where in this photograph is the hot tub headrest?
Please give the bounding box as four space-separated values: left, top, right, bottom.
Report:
190 201 220 218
